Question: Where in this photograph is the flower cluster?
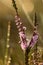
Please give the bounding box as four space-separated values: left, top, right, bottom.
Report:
15 15 28 51
29 27 39 48
14 15 39 51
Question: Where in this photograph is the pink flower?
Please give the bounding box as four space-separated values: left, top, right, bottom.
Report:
33 34 38 42
20 42 27 51
18 28 21 31
15 15 39 51
30 34 38 48
23 26 26 30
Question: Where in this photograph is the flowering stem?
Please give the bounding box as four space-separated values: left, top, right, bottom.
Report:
12 1 39 65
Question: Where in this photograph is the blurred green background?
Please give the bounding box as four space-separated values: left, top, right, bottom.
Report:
0 0 43 65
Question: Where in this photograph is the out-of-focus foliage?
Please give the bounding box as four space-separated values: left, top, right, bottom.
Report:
0 0 43 65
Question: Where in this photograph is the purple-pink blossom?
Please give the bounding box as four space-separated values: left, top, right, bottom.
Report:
15 15 38 51
20 42 27 51
30 33 38 48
